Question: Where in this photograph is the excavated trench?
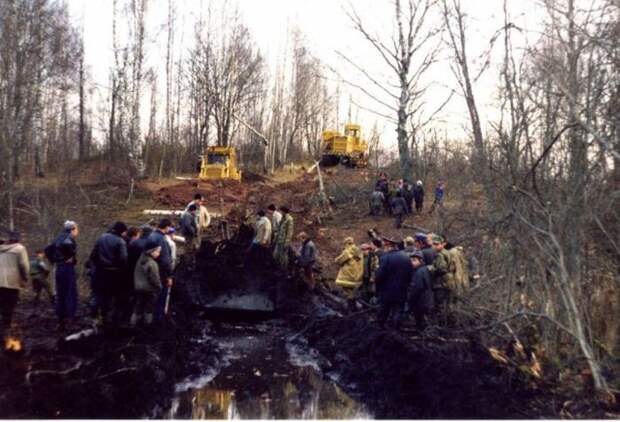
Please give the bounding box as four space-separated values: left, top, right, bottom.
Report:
157 226 541 419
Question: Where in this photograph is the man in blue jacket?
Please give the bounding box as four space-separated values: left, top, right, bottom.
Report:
374 237 412 329
148 219 173 318
47 221 80 331
408 251 433 330
89 221 128 325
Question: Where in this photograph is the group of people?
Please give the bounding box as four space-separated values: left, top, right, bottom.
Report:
333 231 478 329
0 183 472 345
371 173 446 228
249 204 320 289
0 194 212 342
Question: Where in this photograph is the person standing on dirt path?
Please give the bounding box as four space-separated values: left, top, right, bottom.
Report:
369 188 385 216
0 231 29 342
180 204 199 253
130 241 162 327
187 194 211 241
408 251 433 330
413 181 424 213
390 191 408 229
89 221 128 326
273 207 293 269
335 237 364 308
296 232 317 289
30 249 54 306
403 181 414 214
375 174 390 214
48 221 79 331
429 181 445 214
267 204 282 244
148 219 174 319
374 237 412 329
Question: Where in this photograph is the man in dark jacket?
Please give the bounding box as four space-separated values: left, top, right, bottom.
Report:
375 173 390 214
390 191 408 229
374 237 413 329
408 251 433 329
128 225 152 269
403 181 414 214
296 232 317 289
89 221 128 325
180 204 198 253
369 189 385 216
413 181 424 213
148 219 173 318
48 221 79 331
416 233 437 265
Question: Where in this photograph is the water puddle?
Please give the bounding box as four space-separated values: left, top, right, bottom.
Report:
167 323 371 419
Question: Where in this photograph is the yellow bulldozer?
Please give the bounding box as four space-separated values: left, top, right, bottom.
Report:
198 146 242 181
319 123 368 167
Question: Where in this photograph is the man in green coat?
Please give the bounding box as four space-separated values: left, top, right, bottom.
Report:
130 242 162 327
30 249 54 306
426 234 453 323
273 206 294 269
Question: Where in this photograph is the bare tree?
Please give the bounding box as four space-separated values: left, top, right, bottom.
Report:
344 0 442 179
440 0 486 177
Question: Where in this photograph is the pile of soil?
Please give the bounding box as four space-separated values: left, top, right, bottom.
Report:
300 317 544 419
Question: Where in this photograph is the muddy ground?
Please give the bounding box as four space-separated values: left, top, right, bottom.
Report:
1 168 615 419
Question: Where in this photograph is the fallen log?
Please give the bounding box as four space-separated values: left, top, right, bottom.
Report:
143 209 222 218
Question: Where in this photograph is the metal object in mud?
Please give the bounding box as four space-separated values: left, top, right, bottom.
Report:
204 292 275 314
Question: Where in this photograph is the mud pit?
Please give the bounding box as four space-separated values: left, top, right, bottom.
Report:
166 322 370 419
163 227 544 419
1 225 545 419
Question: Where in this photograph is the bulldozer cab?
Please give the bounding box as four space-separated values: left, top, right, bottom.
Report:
320 123 368 168
199 146 242 181
344 124 361 138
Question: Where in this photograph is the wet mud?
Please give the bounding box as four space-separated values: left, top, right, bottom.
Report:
1 225 547 419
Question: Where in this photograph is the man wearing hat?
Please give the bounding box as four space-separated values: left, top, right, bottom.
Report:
374 236 413 329
89 221 128 326
130 240 162 327
48 221 80 331
416 233 436 265
0 231 29 342
335 237 364 307
408 250 433 330
180 204 199 254
427 234 453 322
413 181 424 213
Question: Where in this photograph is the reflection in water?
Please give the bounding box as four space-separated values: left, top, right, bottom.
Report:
171 366 370 419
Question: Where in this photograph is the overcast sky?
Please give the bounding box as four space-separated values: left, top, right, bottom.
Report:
67 0 545 150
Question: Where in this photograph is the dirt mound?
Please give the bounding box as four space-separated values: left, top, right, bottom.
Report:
299 316 541 419
153 179 250 209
